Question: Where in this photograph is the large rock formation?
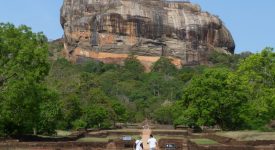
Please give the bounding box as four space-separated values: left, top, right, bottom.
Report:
61 0 235 69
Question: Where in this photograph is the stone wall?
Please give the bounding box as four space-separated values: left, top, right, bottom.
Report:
0 142 108 150
188 134 275 150
158 138 187 150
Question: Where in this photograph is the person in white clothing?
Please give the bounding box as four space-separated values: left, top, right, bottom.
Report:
147 134 157 150
134 136 143 150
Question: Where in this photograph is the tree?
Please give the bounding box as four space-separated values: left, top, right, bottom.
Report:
110 101 128 124
0 23 57 135
0 23 49 91
152 57 177 76
82 60 105 74
60 94 82 129
208 51 251 69
208 51 237 68
173 48 275 130
124 55 144 73
236 47 274 89
230 48 275 129
83 105 111 129
153 103 173 124
37 87 61 135
122 55 144 80
98 70 120 95
176 68 244 129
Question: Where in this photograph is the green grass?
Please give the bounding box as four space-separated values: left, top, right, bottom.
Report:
106 129 141 133
216 131 275 141
77 135 139 142
56 130 73 137
155 135 185 141
37 135 60 138
36 130 73 139
191 139 219 145
152 129 187 132
77 137 110 142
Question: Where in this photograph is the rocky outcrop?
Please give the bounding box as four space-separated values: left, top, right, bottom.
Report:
61 0 235 69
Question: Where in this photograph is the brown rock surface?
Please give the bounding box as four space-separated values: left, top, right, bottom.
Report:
61 0 235 67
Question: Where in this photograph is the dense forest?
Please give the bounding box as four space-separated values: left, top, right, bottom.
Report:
0 23 274 136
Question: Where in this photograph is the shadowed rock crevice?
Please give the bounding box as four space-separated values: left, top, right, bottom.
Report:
61 0 235 67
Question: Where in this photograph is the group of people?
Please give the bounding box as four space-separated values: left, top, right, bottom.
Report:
134 134 158 150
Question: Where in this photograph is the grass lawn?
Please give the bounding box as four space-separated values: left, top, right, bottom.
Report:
36 130 73 139
106 129 141 133
216 131 275 141
56 130 73 137
152 129 187 132
77 137 110 142
191 139 219 145
77 135 138 142
155 135 185 140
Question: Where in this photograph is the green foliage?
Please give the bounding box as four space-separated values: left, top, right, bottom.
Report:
111 101 128 122
72 119 87 130
47 34 275 131
82 60 118 74
0 23 59 136
4 20 275 137
208 51 252 69
59 94 82 129
48 39 63 58
191 139 219 145
46 58 129 129
83 105 111 129
175 68 243 129
232 47 275 129
6 22 275 135
152 57 177 75
37 87 61 135
0 23 49 91
153 103 173 124
46 56 189 126
209 51 236 67
124 55 144 74
174 48 275 130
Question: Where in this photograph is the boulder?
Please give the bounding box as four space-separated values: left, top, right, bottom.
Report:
61 0 235 69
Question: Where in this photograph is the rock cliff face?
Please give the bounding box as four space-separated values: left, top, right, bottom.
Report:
61 0 235 69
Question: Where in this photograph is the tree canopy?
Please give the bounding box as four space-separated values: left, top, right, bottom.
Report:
1 23 275 136
0 23 60 136
171 48 275 130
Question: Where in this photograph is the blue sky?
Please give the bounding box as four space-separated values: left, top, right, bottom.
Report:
0 0 274 53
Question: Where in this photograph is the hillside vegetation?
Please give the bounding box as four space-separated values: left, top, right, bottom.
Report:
0 23 274 136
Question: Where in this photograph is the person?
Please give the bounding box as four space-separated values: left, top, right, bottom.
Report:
147 134 157 150
134 136 143 150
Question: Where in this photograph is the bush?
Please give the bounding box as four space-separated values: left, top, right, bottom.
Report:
73 119 87 130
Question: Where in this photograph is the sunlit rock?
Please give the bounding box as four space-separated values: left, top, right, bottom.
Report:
61 0 235 69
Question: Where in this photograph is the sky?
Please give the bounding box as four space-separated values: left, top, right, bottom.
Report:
0 0 274 53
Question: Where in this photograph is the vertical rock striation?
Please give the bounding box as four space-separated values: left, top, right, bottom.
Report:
61 0 235 69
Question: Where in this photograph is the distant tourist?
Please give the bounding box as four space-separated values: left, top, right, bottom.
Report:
134 136 143 150
147 134 158 150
